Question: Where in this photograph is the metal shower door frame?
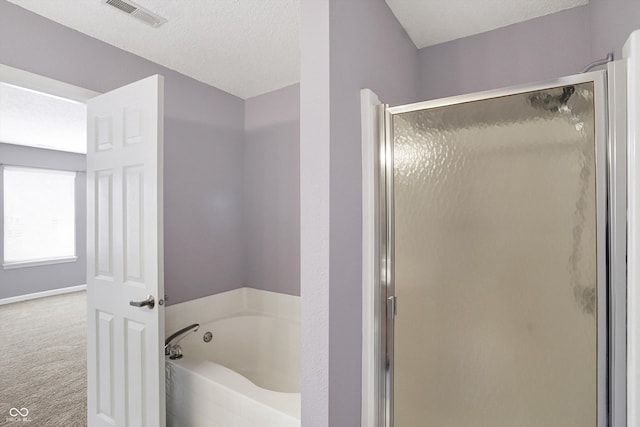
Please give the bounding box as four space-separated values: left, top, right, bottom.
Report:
378 69 625 427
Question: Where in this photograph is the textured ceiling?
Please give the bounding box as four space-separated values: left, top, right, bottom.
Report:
8 1 590 99
7 0 300 99
385 0 589 49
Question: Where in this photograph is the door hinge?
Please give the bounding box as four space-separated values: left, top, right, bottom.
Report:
387 295 397 318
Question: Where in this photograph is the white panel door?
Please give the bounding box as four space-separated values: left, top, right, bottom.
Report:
86 75 165 427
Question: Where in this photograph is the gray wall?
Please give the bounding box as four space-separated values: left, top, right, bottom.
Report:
244 84 300 296
0 144 86 299
300 0 419 424
0 0 245 305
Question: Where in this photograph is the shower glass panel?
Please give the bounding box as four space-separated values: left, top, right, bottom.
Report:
391 82 601 426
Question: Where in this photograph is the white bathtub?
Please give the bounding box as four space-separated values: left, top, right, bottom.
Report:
165 288 300 427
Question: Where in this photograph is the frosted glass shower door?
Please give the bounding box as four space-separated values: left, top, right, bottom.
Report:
389 79 606 426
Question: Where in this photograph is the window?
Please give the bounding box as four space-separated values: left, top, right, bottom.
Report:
3 166 77 268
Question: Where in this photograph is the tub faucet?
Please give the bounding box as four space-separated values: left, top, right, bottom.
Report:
165 323 199 360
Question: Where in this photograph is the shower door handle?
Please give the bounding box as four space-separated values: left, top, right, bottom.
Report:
130 295 155 309
387 296 397 318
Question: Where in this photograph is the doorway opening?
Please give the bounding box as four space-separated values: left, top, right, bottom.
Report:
0 64 96 425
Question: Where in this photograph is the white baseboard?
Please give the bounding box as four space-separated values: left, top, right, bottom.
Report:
0 284 87 306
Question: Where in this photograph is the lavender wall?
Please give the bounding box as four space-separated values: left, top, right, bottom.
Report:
0 0 245 305
300 0 331 423
417 5 591 101
0 144 86 299
417 0 640 102
244 84 300 296
328 0 419 422
300 0 419 423
590 0 640 61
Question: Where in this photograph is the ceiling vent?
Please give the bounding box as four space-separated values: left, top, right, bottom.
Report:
102 0 167 28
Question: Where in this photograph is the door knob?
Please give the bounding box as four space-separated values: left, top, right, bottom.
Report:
130 295 155 309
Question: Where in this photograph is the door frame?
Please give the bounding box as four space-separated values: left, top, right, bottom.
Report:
0 63 99 102
0 65 98 299
361 68 626 426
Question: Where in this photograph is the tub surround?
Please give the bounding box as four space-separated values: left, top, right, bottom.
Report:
178 314 299 393
165 286 299 333
167 360 299 427
165 287 300 427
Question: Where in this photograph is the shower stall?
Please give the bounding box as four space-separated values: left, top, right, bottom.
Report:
363 63 628 426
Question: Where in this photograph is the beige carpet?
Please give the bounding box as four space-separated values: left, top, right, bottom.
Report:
0 291 87 427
